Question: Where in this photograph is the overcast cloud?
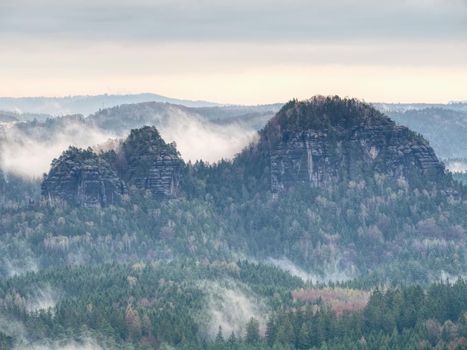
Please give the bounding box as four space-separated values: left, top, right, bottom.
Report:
1 0 466 42
0 0 466 103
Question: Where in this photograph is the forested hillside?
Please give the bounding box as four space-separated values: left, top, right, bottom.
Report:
0 262 465 349
1 97 465 282
0 96 466 349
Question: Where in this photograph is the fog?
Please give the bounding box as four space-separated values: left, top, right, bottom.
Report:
14 338 108 350
1 314 109 350
266 257 356 283
2 253 39 278
446 160 467 173
25 285 59 313
0 120 115 179
0 317 27 342
0 108 257 179
156 110 258 164
200 280 268 340
437 270 467 283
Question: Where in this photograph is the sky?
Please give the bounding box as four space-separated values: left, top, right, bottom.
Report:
1 0 466 104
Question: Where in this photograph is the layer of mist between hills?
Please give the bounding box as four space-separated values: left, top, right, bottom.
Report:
1 96 466 181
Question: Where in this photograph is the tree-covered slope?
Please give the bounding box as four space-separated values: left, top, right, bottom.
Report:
2 96 462 284
0 261 465 350
1 96 466 350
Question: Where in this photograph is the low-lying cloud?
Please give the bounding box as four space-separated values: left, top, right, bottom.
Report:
445 160 467 173
0 108 257 179
1 247 39 278
266 257 356 283
25 285 59 314
199 280 268 340
14 339 107 350
0 120 114 179
156 110 258 164
1 313 109 350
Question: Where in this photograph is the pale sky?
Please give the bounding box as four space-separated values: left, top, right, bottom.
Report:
1 0 466 104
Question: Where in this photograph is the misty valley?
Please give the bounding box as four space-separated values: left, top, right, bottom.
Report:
0 95 466 349
3 0 467 347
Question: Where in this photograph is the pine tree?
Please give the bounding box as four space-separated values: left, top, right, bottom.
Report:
245 318 260 344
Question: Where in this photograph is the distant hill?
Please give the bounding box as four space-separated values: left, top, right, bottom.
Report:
386 107 467 160
88 101 282 134
0 93 220 116
0 112 18 123
0 110 51 123
373 102 467 114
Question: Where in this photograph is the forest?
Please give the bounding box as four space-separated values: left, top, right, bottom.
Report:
0 261 465 349
0 98 466 349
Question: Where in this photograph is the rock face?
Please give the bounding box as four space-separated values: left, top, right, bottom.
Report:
42 126 183 206
260 97 445 192
42 148 127 207
116 126 183 198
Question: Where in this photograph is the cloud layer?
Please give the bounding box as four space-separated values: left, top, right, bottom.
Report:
1 0 466 103
1 0 466 41
0 109 257 178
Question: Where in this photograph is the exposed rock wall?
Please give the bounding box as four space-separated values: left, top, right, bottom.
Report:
270 131 333 191
266 97 445 192
41 148 126 207
41 126 183 206
118 126 183 198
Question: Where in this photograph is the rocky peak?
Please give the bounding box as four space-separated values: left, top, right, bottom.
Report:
116 126 183 198
41 126 184 207
258 96 445 191
41 147 127 207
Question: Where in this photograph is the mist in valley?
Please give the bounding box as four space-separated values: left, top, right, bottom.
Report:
199 280 268 340
266 257 356 284
1 0 466 348
0 119 115 179
0 107 257 180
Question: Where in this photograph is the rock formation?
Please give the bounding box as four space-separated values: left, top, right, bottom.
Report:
258 96 445 192
41 98 448 206
41 126 183 206
41 147 126 207
116 126 183 198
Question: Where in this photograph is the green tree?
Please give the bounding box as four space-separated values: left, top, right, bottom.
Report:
245 318 260 344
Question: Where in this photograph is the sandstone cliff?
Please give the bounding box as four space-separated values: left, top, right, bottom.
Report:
255 96 445 192
41 147 127 207
115 126 183 198
42 126 183 206
41 98 448 206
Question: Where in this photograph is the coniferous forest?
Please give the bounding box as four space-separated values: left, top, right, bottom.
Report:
2 0 467 348
0 97 466 349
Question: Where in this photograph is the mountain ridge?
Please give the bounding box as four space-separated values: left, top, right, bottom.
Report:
41 96 451 207
0 93 220 116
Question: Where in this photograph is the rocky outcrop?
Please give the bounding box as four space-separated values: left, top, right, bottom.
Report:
42 126 183 206
261 97 445 192
41 98 448 206
117 126 183 198
42 147 126 207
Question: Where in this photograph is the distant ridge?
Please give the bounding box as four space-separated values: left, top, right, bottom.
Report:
0 93 220 116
